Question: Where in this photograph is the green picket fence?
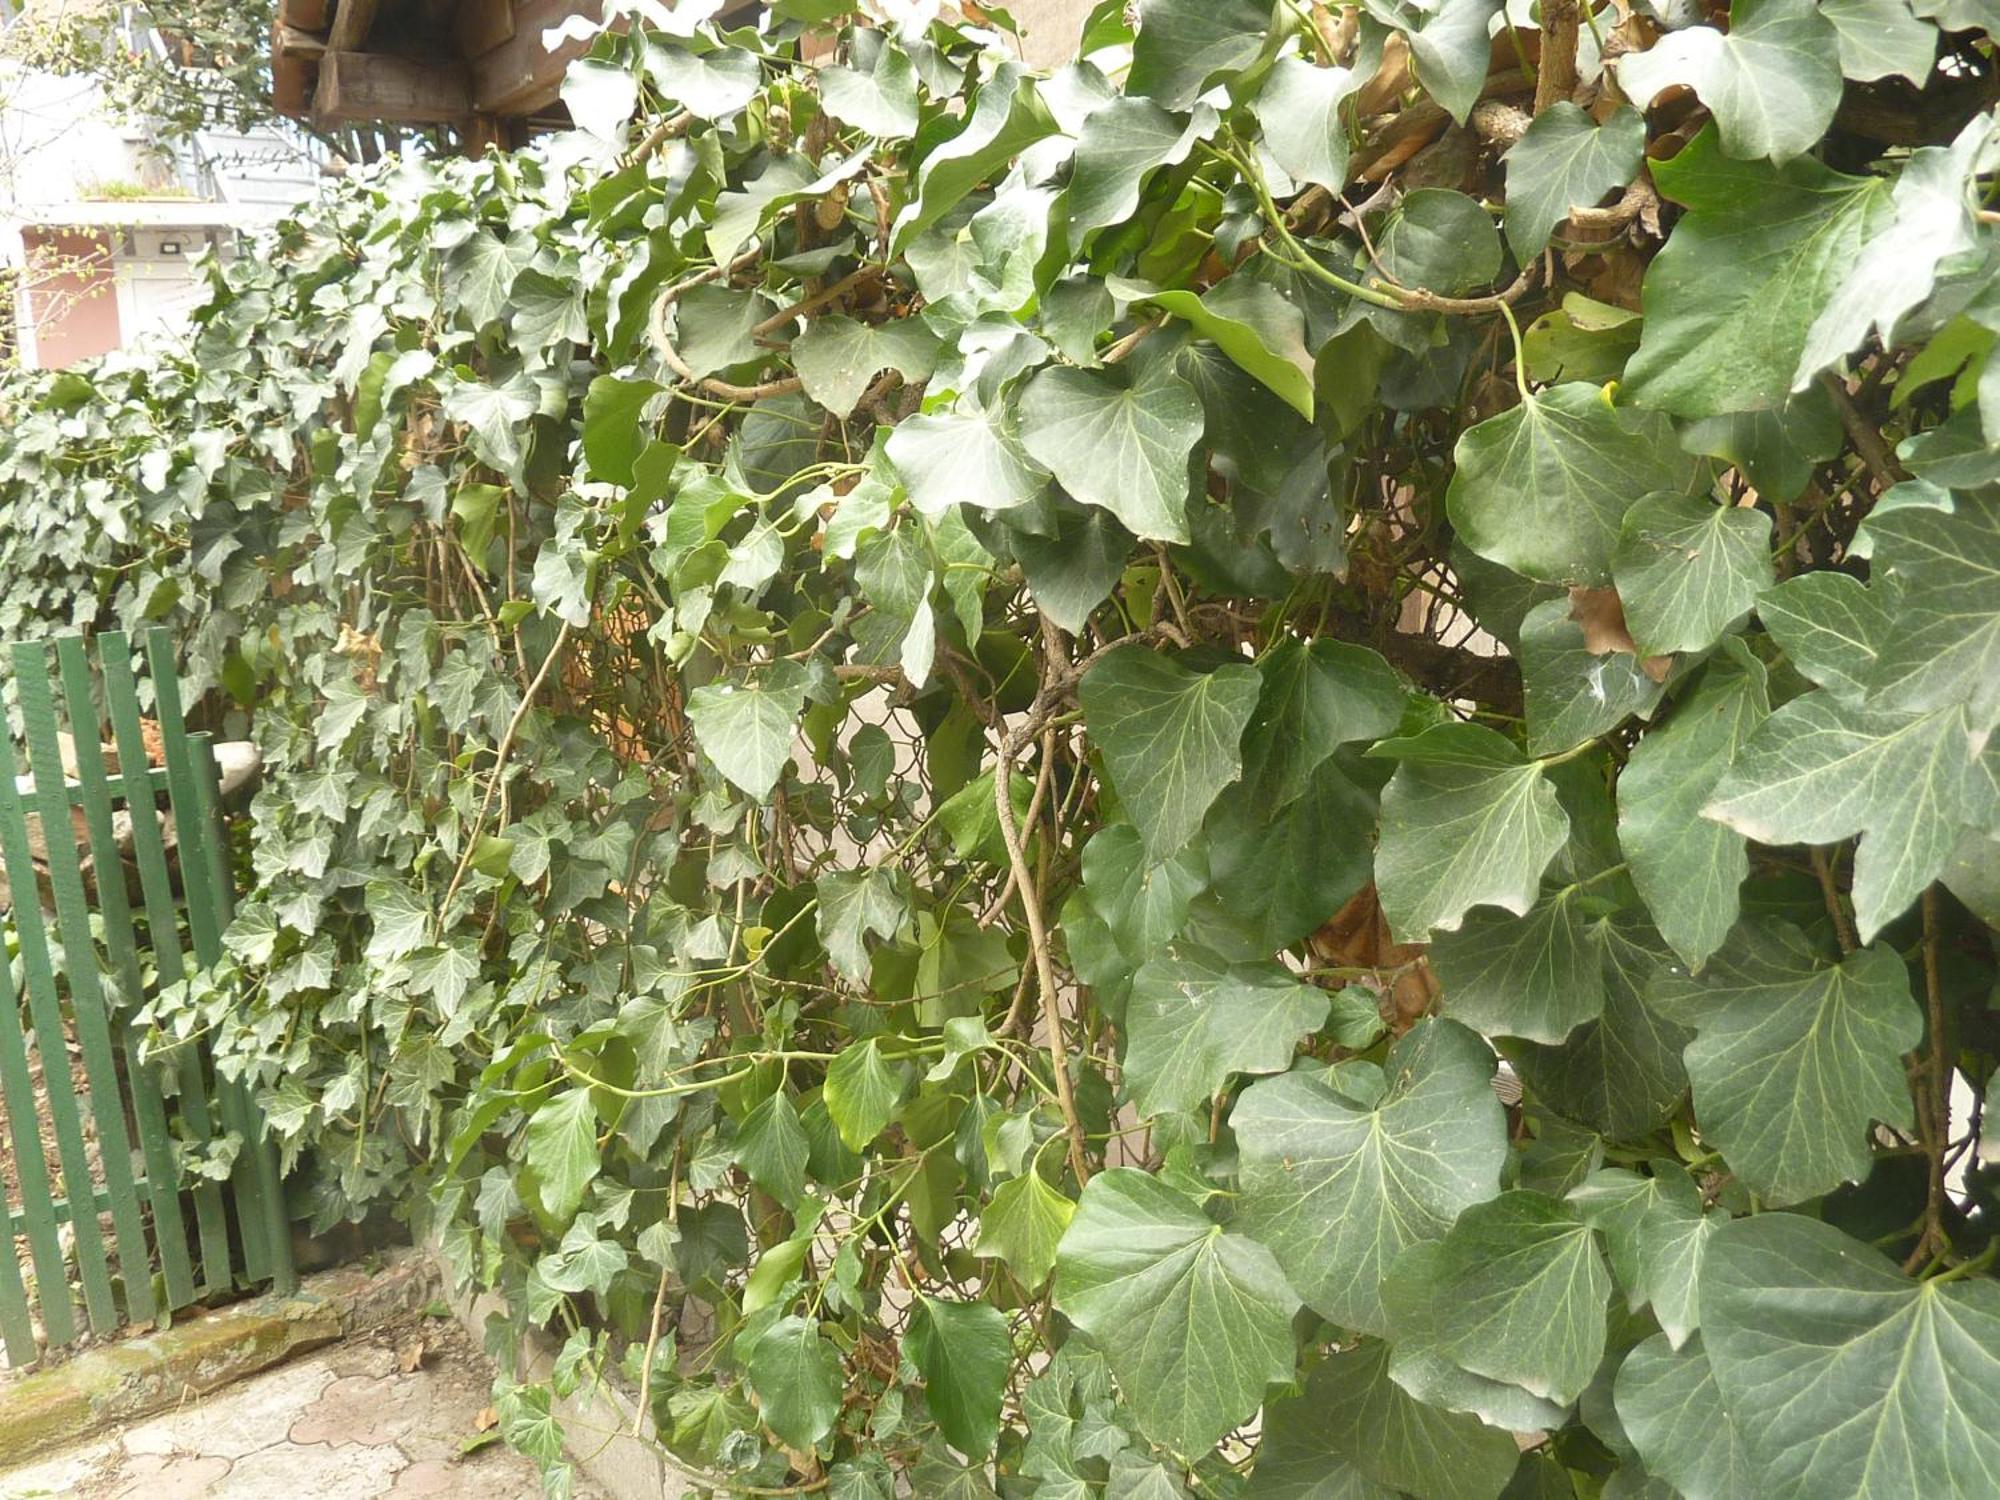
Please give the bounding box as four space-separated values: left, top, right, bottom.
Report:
0 628 293 1367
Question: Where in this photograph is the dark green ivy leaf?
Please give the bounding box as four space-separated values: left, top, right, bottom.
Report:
907 1295 1011 1460
1370 723 1570 941
1079 647 1262 861
1054 1168 1302 1455
1698 1213 2000 1497
1426 1190 1613 1407
1448 383 1696 586
1649 920 1920 1205
1504 103 1647 261
1236 1019 1508 1335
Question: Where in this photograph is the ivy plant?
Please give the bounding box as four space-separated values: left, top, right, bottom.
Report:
2 0 1998 1496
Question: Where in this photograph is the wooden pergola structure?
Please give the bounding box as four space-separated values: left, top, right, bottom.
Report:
270 0 611 151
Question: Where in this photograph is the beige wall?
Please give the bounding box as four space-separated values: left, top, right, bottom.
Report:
22 228 121 368
1004 0 1095 68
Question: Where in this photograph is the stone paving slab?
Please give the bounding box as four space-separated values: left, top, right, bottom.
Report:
1 1320 600 1500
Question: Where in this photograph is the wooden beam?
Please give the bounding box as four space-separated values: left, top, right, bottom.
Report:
271 49 314 116
274 23 327 57
280 0 334 27
327 0 384 51
469 0 604 116
455 0 514 58
314 49 470 124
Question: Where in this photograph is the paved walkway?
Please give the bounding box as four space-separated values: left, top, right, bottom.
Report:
2 1320 599 1499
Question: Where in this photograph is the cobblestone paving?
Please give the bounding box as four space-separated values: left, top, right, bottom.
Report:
2 1319 598 1499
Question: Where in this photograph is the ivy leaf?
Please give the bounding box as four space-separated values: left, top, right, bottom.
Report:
1504 103 1647 260
1612 495 1775 657
886 401 1048 519
1648 919 1920 1205
365 879 431 962
1078 822 1208 968
1235 1019 1508 1336
524 1088 601 1222
1122 947 1329 1117
746 1314 843 1451
581 375 661 487
1516 916 1690 1141
1427 1190 1613 1407
816 866 911 983
1246 1396 1394 1498
405 940 480 1020
562 58 639 143
895 62 1055 250
1018 361 1207 544
1519 598 1667 757
1132 279 1316 419
443 371 538 475
1698 1213 2000 1497
1704 696 1981 940
1678 385 1844 502
736 1090 811 1205
1127 0 1272 110
1567 1168 1719 1348
1079 647 1262 861
1307 1340 1521 1500
1616 0 1842 163
1380 1243 1572 1435
824 1037 908 1150
1447 383 1696 585
1240 637 1406 809
907 1296 1010 1460
1818 0 1940 83
541 1212 631 1296
674 285 777 379
976 1169 1076 1289
1795 121 1984 390
645 42 763 120
1756 571 1887 701
1067 98 1210 241
1054 1168 1302 1455
1860 493 2000 730
792 316 940 418
1622 129 1892 417
1253 56 1365 194
1370 723 1570 941
818 38 918 137
1617 651 1771 969
1431 886 1607 1044
1376 189 1502 297
1398 0 1507 123
686 662 810 801
1613 1333 1759 1500
1205 761 1376 951
1011 503 1130 632
447 230 532 331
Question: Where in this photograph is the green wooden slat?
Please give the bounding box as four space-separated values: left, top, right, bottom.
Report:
190 735 296 1295
57 764 171 805
0 1195 39 1365
12 643 156 1325
58 637 194 1310
0 928 66 1356
178 732 269 1284
6 1176 154 1234
145 633 223 966
98 633 232 1296
147 632 297 1294
0 717 118 1332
